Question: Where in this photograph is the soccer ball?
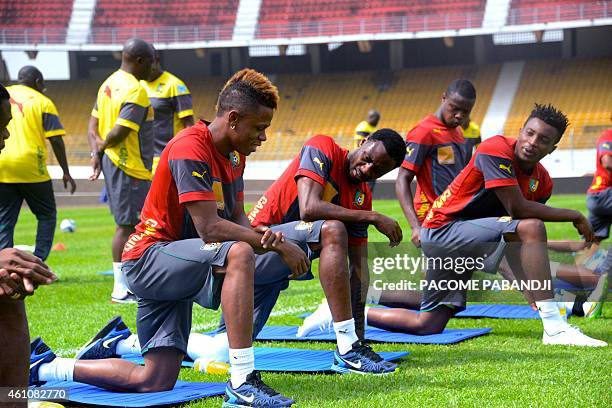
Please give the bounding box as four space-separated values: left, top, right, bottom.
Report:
59 219 77 233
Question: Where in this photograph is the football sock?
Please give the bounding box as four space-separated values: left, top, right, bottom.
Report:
115 334 141 355
187 332 229 363
333 318 359 354
111 262 128 297
229 347 255 388
38 358 75 382
536 300 566 335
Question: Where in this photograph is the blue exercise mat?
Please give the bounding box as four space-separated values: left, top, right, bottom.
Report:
97 270 113 276
299 304 545 320
29 380 225 407
122 347 409 372
250 326 491 345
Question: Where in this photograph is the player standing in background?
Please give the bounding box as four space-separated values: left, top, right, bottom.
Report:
396 79 476 248
141 49 194 173
0 66 76 261
88 39 155 304
353 110 380 149
460 115 481 161
0 82 57 407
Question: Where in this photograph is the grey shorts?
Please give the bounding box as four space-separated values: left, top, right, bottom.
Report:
420 216 520 312
102 155 151 226
254 220 325 285
587 189 612 240
123 239 236 355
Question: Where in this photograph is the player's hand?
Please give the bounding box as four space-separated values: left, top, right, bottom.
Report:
260 228 284 250
89 155 102 180
410 225 421 248
373 213 402 247
64 173 77 194
0 268 22 297
276 241 310 279
572 213 594 246
0 248 56 287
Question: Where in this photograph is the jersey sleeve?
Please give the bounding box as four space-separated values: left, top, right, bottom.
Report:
42 98 65 138
295 136 335 186
355 121 371 138
170 79 194 119
473 136 518 189
401 127 432 173
91 99 99 118
598 136 612 159
116 86 150 132
168 140 216 203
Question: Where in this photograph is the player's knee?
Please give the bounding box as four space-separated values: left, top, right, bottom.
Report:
517 218 547 241
227 241 255 268
321 220 348 245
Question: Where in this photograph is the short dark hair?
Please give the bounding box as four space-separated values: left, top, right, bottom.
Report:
367 128 405 167
216 68 279 116
0 83 9 101
446 79 476 100
526 103 569 140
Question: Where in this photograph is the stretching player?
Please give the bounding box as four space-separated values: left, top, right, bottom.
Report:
79 131 406 376
141 49 194 173
371 104 606 345
29 69 299 407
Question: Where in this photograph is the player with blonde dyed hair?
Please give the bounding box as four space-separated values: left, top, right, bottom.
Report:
29 68 300 407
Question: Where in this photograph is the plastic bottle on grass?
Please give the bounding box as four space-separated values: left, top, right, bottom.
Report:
193 358 231 374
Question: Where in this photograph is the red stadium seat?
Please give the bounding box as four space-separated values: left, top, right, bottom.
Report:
507 0 608 25
255 0 486 39
0 0 71 43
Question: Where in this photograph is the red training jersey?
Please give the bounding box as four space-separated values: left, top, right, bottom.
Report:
123 121 245 261
248 135 371 246
422 135 553 229
587 129 612 194
401 114 470 223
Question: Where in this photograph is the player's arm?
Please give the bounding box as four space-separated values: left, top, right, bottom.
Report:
100 124 132 150
348 244 368 339
87 115 101 152
186 201 309 276
494 185 594 242
48 136 76 194
297 176 401 245
395 167 421 247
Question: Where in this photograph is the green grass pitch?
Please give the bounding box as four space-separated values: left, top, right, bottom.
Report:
14 194 611 407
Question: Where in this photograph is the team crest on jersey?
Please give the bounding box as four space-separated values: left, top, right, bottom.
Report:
201 242 221 252
177 84 187 94
156 83 164 93
295 221 313 232
229 151 240 167
354 191 365 207
497 216 513 223
529 178 539 192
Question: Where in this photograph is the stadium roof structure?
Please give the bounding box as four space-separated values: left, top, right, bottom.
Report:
0 0 611 51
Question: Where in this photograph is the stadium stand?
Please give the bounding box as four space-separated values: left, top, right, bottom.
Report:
90 0 239 43
507 0 609 25
256 0 486 38
0 0 71 43
44 57 609 164
503 57 612 149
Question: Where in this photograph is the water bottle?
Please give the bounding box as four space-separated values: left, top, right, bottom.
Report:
193 358 231 374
